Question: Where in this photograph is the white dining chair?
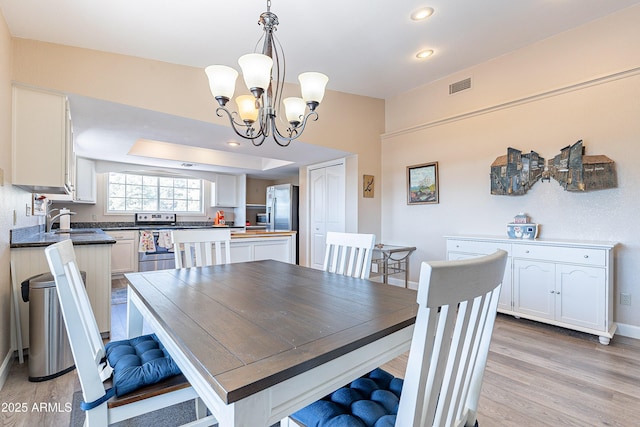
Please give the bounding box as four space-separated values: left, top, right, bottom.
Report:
323 231 376 279
171 228 231 268
44 240 215 427
287 250 508 427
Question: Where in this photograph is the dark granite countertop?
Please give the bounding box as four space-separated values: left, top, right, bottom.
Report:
10 226 116 248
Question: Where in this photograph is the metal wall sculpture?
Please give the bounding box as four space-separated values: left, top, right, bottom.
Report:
490 148 545 195
491 140 616 195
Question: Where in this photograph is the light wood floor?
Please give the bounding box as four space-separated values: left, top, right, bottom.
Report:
2 290 640 426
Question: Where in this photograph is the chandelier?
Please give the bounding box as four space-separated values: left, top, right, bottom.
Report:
205 0 329 147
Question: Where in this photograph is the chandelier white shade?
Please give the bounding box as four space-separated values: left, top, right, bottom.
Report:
205 0 328 147
299 72 329 105
204 65 238 102
238 53 273 94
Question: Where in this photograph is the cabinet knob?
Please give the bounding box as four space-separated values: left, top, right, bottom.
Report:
584 255 589 258
550 290 555 294
556 291 561 295
456 245 460 248
525 250 530 254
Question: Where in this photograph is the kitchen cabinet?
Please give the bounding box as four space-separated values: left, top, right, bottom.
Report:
12 84 74 194
74 157 97 203
446 236 616 345
45 156 97 203
211 174 238 207
109 230 137 274
11 243 112 345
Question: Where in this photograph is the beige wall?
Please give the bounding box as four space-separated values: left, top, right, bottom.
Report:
0 11 40 384
11 39 385 240
10 38 384 275
382 5 640 331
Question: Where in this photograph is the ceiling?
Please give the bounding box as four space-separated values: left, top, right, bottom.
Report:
3 0 639 178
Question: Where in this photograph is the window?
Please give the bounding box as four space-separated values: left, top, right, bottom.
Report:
107 172 203 213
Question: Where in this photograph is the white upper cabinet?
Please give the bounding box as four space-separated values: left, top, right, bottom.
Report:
74 157 97 203
12 85 74 194
42 156 96 204
211 174 238 207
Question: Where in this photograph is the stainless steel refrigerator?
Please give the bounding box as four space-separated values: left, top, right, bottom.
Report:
266 184 299 262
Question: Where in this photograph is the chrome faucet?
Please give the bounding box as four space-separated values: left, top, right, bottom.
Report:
47 208 77 232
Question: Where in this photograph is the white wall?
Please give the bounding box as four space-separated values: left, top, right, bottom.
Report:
382 6 640 330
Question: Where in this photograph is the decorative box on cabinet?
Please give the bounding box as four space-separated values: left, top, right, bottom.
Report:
446 236 617 345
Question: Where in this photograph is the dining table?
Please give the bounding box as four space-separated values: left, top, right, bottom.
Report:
125 259 418 427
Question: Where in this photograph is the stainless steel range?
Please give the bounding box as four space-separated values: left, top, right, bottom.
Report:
136 213 177 272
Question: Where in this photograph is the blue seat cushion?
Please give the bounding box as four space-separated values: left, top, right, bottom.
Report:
104 333 182 396
291 368 403 427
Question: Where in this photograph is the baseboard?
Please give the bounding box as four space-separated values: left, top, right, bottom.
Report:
0 349 14 392
385 277 418 290
615 323 640 340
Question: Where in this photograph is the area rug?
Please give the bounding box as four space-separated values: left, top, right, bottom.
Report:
70 391 199 427
70 391 281 426
111 288 128 305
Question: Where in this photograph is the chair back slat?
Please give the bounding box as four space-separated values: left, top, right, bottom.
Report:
171 229 232 268
44 240 109 407
396 250 507 427
323 232 375 279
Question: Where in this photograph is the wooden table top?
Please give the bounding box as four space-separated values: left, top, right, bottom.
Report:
125 260 418 404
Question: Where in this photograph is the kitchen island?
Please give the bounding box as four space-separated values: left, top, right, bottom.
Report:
228 230 297 264
10 227 116 346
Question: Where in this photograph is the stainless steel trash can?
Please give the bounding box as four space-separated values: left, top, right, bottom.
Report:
21 271 85 382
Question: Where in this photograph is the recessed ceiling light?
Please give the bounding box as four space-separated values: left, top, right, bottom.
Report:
227 141 240 147
416 49 434 59
411 7 434 21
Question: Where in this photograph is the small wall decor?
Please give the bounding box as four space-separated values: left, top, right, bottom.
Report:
407 161 439 204
363 174 374 198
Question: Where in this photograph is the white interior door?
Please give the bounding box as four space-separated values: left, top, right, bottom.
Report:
309 162 345 270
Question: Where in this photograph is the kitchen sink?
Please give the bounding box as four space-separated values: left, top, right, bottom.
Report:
52 229 98 235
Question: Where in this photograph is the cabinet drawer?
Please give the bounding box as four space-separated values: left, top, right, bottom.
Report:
108 230 136 240
447 239 511 256
512 245 606 266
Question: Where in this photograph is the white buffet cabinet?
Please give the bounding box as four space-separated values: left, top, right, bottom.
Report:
446 236 617 345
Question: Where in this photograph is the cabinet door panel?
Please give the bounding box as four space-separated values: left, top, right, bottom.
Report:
111 239 136 273
254 240 291 263
230 243 253 263
449 251 512 312
556 265 605 329
514 260 555 320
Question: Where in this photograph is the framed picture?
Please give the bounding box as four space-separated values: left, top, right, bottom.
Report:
407 161 439 204
363 174 374 198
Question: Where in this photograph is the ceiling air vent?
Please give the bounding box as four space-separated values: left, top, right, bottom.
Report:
449 77 471 95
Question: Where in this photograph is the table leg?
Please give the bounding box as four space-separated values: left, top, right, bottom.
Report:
404 259 409 288
383 255 389 284
126 286 144 338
